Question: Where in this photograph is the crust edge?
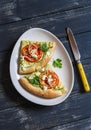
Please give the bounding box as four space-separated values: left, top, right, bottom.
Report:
19 77 64 99
18 42 56 74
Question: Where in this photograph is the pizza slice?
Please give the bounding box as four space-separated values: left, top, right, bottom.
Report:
18 40 56 74
19 65 67 98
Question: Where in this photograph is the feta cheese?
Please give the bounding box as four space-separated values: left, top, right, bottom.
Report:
31 49 37 54
47 76 53 84
48 75 52 78
35 72 41 76
43 86 48 91
41 68 45 72
31 54 38 58
42 75 47 80
30 49 38 58
46 51 50 56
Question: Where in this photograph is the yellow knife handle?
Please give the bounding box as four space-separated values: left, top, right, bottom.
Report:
77 62 90 92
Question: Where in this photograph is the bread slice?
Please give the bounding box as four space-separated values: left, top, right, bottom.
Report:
18 40 56 74
19 65 67 98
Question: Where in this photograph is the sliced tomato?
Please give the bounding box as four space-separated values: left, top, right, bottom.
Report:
39 70 59 89
21 43 43 62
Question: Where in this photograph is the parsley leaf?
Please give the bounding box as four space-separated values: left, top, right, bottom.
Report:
53 58 62 68
29 76 40 85
40 42 49 52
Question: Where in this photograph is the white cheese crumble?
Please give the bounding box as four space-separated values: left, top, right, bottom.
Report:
30 49 38 58
41 68 45 72
31 54 38 58
46 51 50 56
43 86 48 91
47 75 53 84
35 72 41 76
28 75 34 79
48 78 53 84
31 49 37 54
42 75 47 80
48 75 52 78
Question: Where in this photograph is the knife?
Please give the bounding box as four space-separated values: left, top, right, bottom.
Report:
67 27 90 92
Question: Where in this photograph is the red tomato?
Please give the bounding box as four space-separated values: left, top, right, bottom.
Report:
22 43 43 62
40 70 59 89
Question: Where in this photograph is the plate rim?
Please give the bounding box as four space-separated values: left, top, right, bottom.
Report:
10 27 74 106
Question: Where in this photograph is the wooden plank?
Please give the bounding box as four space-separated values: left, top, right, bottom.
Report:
59 31 91 61
0 0 91 25
0 1 91 130
44 117 91 130
0 90 91 130
0 6 91 52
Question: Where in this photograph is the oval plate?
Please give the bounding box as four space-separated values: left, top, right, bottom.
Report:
10 28 74 106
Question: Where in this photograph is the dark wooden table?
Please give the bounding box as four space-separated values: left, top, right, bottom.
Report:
0 0 91 130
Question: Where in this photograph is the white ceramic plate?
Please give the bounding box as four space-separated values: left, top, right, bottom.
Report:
10 28 74 106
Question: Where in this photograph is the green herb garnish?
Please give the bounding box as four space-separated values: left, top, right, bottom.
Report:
29 76 40 85
53 58 62 68
40 42 49 52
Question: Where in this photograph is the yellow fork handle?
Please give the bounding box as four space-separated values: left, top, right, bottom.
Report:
77 62 90 92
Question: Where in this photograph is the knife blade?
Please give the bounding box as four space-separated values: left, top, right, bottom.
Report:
67 27 90 92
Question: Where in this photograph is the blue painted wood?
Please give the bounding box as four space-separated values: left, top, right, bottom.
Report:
0 90 91 130
0 0 91 130
0 51 91 129
0 6 91 52
44 117 91 130
0 0 91 24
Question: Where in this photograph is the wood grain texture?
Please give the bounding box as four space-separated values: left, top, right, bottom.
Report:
0 53 91 130
0 1 91 130
0 6 91 52
44 117 91 130
0 0 91 25
0 91 91 130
